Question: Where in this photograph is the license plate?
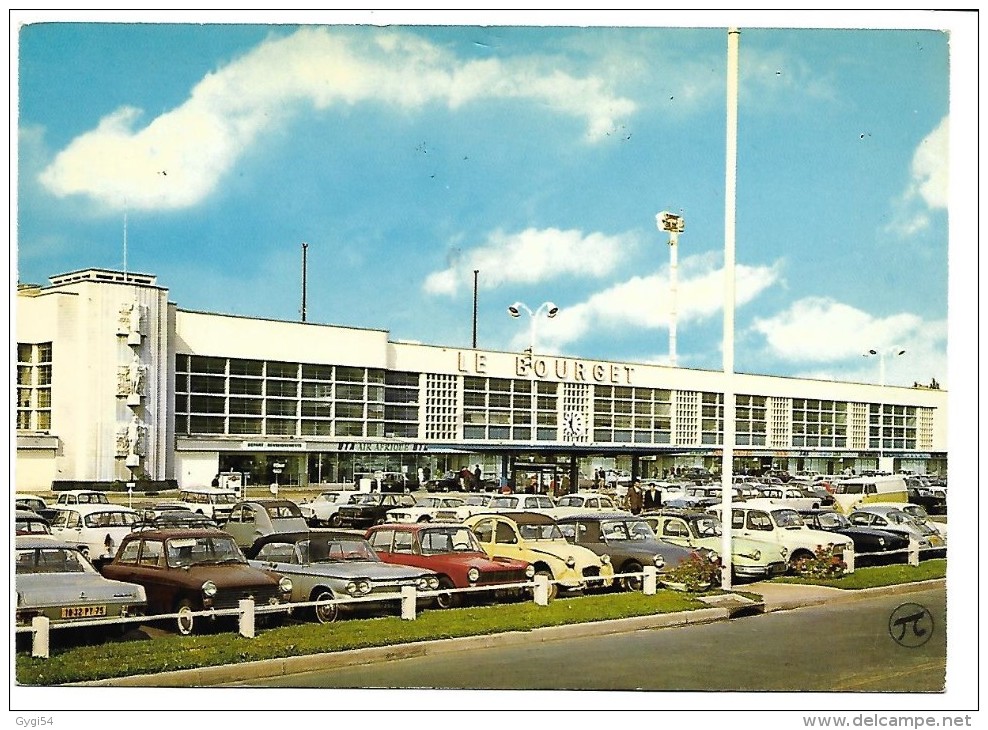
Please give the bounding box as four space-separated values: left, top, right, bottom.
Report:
61 604 106 619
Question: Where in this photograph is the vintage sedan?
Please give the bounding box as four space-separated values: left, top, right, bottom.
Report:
223 500 308 547
335 492 417 528
432 493 498 522
798 509 911 564
483 493 556 515
464 512 614 600
54 490 111 506
366 522 534 608
645 510 788 580
245 530 440 623
16 509 52 536
555 512 707 590
16 536 146 628
385 496 469 524
100 528 293 635
49 504 141 565
299 491 361 527
545 492 625 519
848 505 945 554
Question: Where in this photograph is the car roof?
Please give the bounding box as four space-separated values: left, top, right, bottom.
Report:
235 499 299 508
367 522 466 533
58 489 107 495
555 511 637 522
646 509 715 520
181 487 238 494
472 511 557 525
16 535 79 550
16 509 47 519
123 527 234 540
54 504 136 514
559 491 616 499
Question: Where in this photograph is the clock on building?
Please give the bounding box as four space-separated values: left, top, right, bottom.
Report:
562 410 587 440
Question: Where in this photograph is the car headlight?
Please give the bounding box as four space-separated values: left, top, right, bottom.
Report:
653 554 665 569
346 581 359 595
600 554 611 566
467 567 480 583
357 580 371 595
416 577 429 591
429 577 440 590
278 577 293 594
201 580 218 598
878 537 886 547
525 565 535 578
565 556 577 568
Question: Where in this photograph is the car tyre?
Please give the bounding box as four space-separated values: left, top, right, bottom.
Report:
175 599 196 636
328 513 342 528
621 561 644 592
312 589 339 624
434 577 460 609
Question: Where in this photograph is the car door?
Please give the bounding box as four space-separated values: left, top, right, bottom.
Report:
657 516 694 548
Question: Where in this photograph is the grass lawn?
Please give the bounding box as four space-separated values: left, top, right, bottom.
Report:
17 589 706 686
772 559 946 589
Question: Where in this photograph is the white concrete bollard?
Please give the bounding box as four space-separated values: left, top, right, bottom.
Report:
845 546 855 574
32 616 50 659
642 565 657 595
401 585 417 620
533 574 549 606
909 538 920 567
238 598 255 638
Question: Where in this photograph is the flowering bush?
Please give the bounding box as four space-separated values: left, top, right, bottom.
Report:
792 544 847 579
662 551 722 592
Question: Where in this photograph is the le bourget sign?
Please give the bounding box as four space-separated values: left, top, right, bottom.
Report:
457 351 635 385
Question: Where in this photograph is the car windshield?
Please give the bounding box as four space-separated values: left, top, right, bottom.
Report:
464 495 490 506
83 511 138 528
556 496 584 508
816 512 850 529
690 516 722 537
213 493 238 504
420 527 483 554
317 493 341 504
518 523 564 541
441 498 465 508
490 497 519 509
266 503 303 519
354 494 382 505
166 535 246 567
301 537 379 563
902 505 929 520
601 519 653 541
16 518 51 534
16 547 94 575
77 493 110 504
835 483 865 494
772 509 805 528
415 498 441 508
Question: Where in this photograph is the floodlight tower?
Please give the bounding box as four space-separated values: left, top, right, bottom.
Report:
657 211 685 366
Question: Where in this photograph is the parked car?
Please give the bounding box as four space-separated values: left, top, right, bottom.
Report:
798 509 911 565
848 505 945 554
555 512 706 590
432 493 498 522
298 491 361 527
710 499 854 571
385 496 470 524
336 493 417 529
15 536 147 629
54 490 110 506
16 509 52 536
644 510 788 580
464 512 614 600
245 530 440 623
366 522 534 608
132 509 220 532
906 484 947 516
753 486 826 511
101 528 293 635
483 493 556 515
831 475 909 514
425 470 462 493
49 504 140 565
223 500 308 547
15 494 58 523
174 487 239 522
546 492 625 519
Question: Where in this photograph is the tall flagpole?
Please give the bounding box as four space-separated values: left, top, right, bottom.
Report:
720 27 740 591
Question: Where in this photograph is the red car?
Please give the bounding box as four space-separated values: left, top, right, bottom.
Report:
366 522 534 608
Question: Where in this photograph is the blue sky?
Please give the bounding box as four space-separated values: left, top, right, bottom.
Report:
14 11 971 388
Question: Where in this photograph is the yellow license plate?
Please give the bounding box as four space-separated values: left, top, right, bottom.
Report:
61 604 106 619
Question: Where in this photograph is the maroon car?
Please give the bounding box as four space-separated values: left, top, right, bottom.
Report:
100 528 293 635
366 522 534 608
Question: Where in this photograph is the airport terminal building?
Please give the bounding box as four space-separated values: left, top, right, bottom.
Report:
15 268 949 493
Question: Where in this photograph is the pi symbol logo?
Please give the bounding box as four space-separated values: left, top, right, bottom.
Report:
888 602 934 648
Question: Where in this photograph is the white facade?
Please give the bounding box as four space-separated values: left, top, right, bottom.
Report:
15 269 949 492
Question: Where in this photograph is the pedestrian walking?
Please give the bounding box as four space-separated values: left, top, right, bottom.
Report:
628 480 644 515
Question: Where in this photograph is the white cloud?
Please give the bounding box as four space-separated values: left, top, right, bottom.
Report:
884 115 948 236
748 297 947 386
37 27 636 212
423 227 634 296
528 253 782 352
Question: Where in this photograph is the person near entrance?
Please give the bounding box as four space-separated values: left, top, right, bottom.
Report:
643 483 661 511
627 480 644 515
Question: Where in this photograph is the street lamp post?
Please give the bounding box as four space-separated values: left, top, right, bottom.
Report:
863 348 906 471
656 211 685 366
508 301 559 446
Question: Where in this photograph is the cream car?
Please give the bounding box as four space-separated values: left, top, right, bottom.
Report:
49 504 140 564
464 512 614 599
545 492 626 519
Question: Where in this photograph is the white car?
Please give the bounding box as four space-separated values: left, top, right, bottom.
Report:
49 504 140 564
483 493 557 515
54 490 110 506
385 496 469 523
546 492 626 519
710 499 854 569
431 494 499 522
175 487 239 522
754 486 825 511
299 491 361 527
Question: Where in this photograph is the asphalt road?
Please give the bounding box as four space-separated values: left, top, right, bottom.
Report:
224 586 946 691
